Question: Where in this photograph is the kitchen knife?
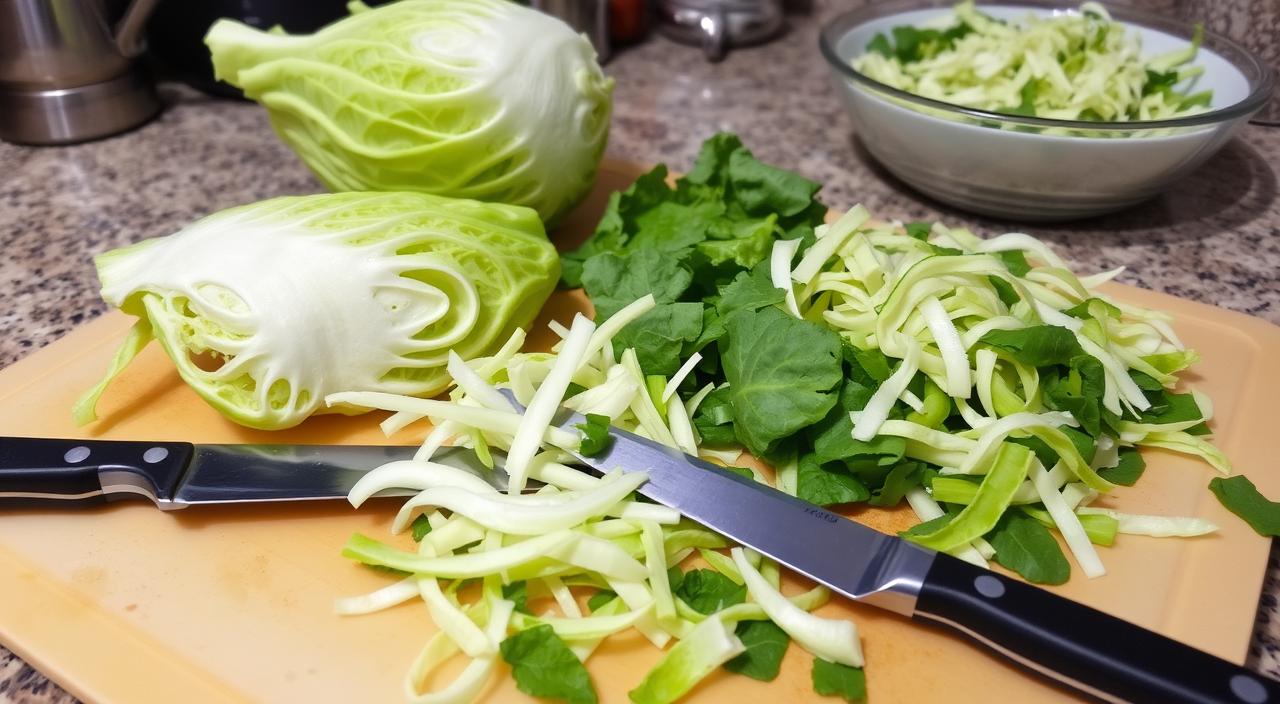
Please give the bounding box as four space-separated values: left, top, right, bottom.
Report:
4 419 1276 703
518 395 1274 704
0 436 501 508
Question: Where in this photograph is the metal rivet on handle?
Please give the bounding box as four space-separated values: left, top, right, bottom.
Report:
63 446 91 463
1230 674 1268 704
973 575 1005 599
142 447 169 464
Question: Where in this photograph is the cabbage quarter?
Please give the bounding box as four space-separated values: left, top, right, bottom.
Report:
76 192 560 430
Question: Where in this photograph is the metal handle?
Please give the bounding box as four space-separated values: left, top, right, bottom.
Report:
114 0 162 58
699 5 728 62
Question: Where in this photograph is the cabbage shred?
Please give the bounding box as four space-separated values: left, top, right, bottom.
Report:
852 1 1211 121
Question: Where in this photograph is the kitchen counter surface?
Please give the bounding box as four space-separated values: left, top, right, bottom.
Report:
2 1 1279 701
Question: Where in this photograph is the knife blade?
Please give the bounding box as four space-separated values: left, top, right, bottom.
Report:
0 436 503 508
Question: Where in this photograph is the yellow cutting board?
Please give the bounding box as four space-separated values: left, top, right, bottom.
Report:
2 162 1279 704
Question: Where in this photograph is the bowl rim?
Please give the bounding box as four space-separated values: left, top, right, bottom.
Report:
818 0 1276 132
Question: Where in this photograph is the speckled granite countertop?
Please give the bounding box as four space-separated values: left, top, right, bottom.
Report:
2 0 1279 701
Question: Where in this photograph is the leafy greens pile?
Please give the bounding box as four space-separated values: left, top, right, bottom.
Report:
561 133 827 375
851 1 1212 121
564 132 1229 586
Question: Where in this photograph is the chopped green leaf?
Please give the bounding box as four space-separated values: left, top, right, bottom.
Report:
675 569 747 615
1004 80 1039 116
727 147 821 218
695 216 776 270
797 453 871 507
581 249 692 319
667 565 686 594
887 24 969 63
1130 369 1165 392
1139 391 1205 426
1209 475 1280 537
613 302 705 376
576 413 613 456
725 620 789 681
723 466 755 481
987 275 1019 308
691 386 738 446
1180 90 1212 109
1007 426 1094 472
721 307 843 456
988 513 1071 585
995 250 1031 277
901 513 953 538
867 32 893 58
904 221 932 241
1098 447 1145 486
809 378 906 470
410 514 433 543
978 326 1084 367
503 581 532 614
1042 356 1117 438
562 133 827 301
500 624 598 704
844 345 893 384
1142 68 1180 97
869 462 923 507
588 590 617 613
716 262 786 318
1065 297 1122 321
560 166 670 288
812 659 866 701
682 132 742 188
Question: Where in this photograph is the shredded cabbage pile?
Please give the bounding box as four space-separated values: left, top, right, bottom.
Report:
781 210 1225 578
851 1 1211 121
328 304 861 704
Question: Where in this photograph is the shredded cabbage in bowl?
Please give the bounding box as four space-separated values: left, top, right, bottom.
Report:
850 0 1211 122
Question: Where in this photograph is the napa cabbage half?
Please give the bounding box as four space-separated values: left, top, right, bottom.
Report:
205 0 614 224
75 191 559 430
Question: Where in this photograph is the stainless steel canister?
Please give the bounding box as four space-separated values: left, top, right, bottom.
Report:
0 0 161 145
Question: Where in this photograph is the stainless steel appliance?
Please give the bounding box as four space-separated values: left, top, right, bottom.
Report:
656 0 784 61
0 0 161 145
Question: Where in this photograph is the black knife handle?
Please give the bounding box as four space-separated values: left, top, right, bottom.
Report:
0 437 194 507
915 552 1278 703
